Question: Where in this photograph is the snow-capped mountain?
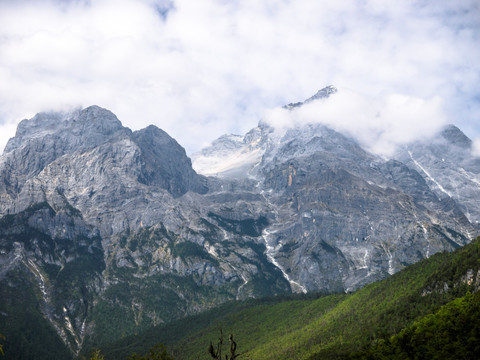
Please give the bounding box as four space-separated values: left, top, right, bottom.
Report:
0 88 478 355
193 86 479 292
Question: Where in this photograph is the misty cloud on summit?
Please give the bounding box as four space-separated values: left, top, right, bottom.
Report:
0 0 479 155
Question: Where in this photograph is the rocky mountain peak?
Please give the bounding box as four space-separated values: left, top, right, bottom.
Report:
0 106 207 217
1 102 479 358
132 124 208 197
284 85 338 109
440 124 472 149
304 85 338 103
134 124 175 144
4 105 127 154
68 105 124 135
4 111 67 153
0 106 133 200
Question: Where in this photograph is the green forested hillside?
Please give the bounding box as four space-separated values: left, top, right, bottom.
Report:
348 291 480 360
100 236 480 360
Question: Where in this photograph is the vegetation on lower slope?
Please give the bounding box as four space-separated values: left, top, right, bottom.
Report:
100 236 480 360
347 291 480 360
0 271 72 360
0 202 103 359
96 293 333 359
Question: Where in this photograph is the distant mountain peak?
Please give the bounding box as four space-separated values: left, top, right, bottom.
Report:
304 85 338 102
4 105 125 153
284 85 338 109
1 102 479 357
440 124 472 149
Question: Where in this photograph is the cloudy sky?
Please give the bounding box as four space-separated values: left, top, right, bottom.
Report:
0 0 479 156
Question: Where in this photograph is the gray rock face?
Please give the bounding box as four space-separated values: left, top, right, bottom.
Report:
395 124 480 225
0 106 208 217
0 94 479 354
193 88 478 294
5 106 125 154
0 105 288 352
132 125 208 197
254 123 473 292
0 106 130 213
0 201 104 354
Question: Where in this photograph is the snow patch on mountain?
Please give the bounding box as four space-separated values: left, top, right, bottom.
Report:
193 145 263 177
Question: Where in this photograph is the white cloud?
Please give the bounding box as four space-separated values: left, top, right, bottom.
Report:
0 0 479 155
473 138 480 157
264 88 447 157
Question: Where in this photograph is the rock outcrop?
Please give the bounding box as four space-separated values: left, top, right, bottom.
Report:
1 90 479 354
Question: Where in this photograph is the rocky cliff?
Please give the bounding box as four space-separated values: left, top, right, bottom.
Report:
0 90 479 355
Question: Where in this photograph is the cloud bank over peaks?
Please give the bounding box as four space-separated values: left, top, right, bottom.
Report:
264 88 448 157
0 0 478 155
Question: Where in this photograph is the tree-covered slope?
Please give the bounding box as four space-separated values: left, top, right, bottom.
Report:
347 291 480 360
101 236 480 360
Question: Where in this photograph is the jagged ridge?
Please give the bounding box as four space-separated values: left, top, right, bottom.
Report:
0 92 479 357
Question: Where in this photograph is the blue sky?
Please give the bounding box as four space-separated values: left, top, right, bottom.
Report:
0 0 479 155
